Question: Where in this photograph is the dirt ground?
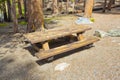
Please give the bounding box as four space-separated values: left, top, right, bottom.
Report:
0 8 120 80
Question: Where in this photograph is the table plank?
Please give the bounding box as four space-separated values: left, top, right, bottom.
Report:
35 36 100 60
24 25 91 44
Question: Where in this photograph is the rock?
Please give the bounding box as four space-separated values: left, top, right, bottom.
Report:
94 29 120 38
94 30 109 38
13 33 22 37
55 62 70 71
47 57 54 61
108 29 120 37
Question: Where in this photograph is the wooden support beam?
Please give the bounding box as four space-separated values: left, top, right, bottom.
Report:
35 36 99 60
77 32 84 41
42 41 50 50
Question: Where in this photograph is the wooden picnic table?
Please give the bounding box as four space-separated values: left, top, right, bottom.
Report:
24 24 99 60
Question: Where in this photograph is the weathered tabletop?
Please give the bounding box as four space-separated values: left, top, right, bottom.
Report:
24 25 91 44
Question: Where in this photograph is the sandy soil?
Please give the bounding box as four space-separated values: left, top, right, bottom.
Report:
0 8 120 80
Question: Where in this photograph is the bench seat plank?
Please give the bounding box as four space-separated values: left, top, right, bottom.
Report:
24 25 91 44
35 36 99 60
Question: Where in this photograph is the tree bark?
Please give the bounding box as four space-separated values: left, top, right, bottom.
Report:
103 0 107 12
23 0 28 21
11 0 18 33
52 0 59 15
84 0 94 18
71 0 75 13
27 0 44 32
59 0 63 13
108 0 115 10
7 0 12 22
3 2 8 21
18 0 23 18
66 0 69 14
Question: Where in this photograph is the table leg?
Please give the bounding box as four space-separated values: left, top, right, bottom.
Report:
77 32 84 41
42 41 50 50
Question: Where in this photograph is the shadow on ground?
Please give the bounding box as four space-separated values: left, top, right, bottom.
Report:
36 43 94 65
0 55 43 80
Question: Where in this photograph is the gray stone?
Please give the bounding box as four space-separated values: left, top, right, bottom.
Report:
94 30 109 38
108 29 120 37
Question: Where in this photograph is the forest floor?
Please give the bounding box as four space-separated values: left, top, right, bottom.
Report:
0 7 120 80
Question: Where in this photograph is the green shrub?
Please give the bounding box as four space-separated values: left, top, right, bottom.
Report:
0 23 7 27
19 21 27 25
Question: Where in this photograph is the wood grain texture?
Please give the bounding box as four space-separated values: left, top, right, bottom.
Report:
35 36 100 60
24 25 91 44
77 32 84 41
42 42 50 50
84 0 94 18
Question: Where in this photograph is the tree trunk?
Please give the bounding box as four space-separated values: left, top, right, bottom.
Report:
52 0 59 15
40 0 43 8
18 0 23 18
72 0 75 13
11 0 18 33
66 0 69 14
59 0 63 13
84 0 94 18
7 0 12 22
108 0 115 10
103 0 107 12
27 0 44 32
23 0 26 19
3 2 8 21
112 0 115 4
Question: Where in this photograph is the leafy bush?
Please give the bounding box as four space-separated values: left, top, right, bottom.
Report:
0 23 7 27
19 21 27 25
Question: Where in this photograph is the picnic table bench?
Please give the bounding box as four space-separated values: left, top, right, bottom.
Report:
24 25 99 60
